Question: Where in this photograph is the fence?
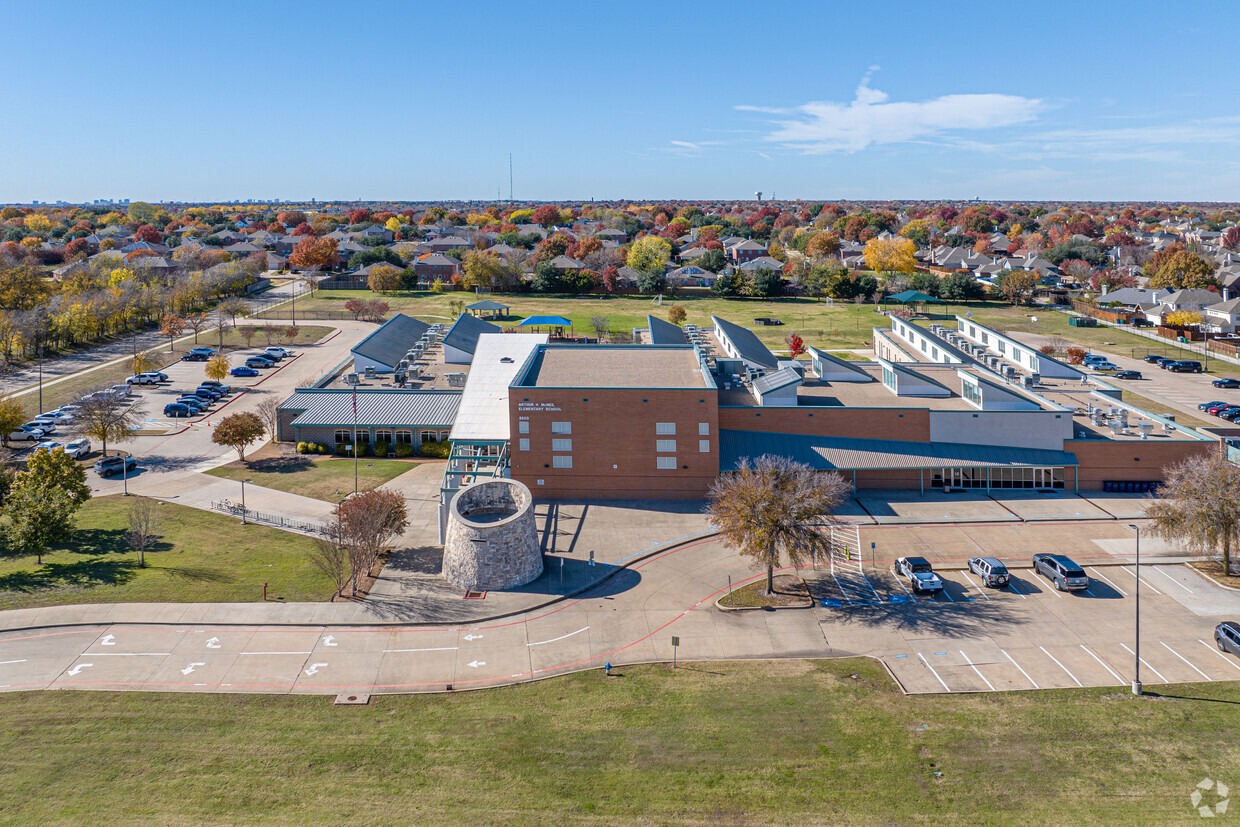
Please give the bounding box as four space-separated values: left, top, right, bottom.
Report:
211 500 327 536
255 309 355 321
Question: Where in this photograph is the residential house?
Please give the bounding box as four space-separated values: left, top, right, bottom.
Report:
414 253 461 282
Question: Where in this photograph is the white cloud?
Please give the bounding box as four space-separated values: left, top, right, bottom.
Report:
669 140 701 150
740 73 1044 154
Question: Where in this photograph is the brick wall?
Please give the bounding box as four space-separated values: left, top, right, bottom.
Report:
1067 439 1216 489
718 406 932 441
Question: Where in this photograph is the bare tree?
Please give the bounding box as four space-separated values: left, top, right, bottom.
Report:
263 322 275 345
590 315 610 341
217 297 249 329
256 396 281 442
124 497 160 568
239 325 258 348
308 519 349 598
1146 453 1240 575
336 490 409 597
182 311 211 344
73 390 146 457
707 455 851 594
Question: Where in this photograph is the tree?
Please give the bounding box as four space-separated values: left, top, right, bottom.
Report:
308 520 350 598
0 394 26 447
131 352 159 376
1146 454 1240 575
863 237 917 275
907 272 942 297
336 489 409 597
1164 310 1203 328
590 315 610 340
124 497 160 568
635 270 666 296
211 411 266 463
289 237 341 272
160 313 184 350
256 396 281 441
805 231 842 259
530 205 561 227
626 236 672 275
2 447 91 564
205 354 230 382
667 305 687 325
994 270 1039 305
698 248 727 273
940 272 985 303
182 311 210 344
367 264 403 294
239 325 257 348
747 267 785 298
217 297 249 329
1148 250 1217 290
72 390 145 458
785 332 806 358
707 455 849 595
1222 226 1240 251
711 270 746 298
461 250 505 291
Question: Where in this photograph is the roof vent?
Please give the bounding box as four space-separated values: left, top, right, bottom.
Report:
500 356 514 363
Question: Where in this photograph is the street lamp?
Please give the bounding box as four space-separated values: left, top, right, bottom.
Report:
241 478 252 525
1127 523 1142 696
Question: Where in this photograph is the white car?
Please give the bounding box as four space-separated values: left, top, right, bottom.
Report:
64 438 92 459
126 372 163 386
35 410 74 424
33 440 65 455
264 346 294 359
22 420 55 435
895 556 945 593
7 425 45 442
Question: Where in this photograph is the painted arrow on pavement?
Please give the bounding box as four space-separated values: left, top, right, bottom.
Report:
322 635 337 647
205 638 222 649
100 635 116 646
181 662 206 675
66 664 93 676
467 660 486 669
304 663 328 676
463 634 483 641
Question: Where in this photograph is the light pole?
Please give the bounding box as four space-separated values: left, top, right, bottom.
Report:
241 478 252 525
37 343 44 414
1128 523 1142 696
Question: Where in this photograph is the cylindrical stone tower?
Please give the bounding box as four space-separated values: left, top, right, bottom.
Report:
442 479 542 591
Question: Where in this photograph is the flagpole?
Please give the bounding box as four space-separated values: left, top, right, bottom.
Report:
352 384 359 496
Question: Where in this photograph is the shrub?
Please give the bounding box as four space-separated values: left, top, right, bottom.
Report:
418 441 451 459
394 443 415 458
335 442 351 456
373 441 390 457
318 443 330 454
1066 347 1087 365
296 441 309 454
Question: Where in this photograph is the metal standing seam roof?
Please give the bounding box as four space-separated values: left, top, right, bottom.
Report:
752 367 802 395
711 315 778 370
646 314 688 345
441 313 501 356
719 430 1079 472
350 313 430 369
282 390 461 428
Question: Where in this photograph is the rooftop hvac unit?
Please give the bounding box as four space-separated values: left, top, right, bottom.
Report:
365 366 376 380
1021 375 1036 388
1028 372 1040 386
397 359 410 371
1138 422 1154 440
344 373 360 385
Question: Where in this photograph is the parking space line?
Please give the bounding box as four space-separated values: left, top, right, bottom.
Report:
1160 642 1211 680
1119 643 1168 683
1199 640 1240 674
1080 645 1125 685
916 652 951 692
1152 566 1193 594
938 586 954 602
891 574 913 597
959 650 995 691
1087 567 1127 597
1006 579 1027 599
1029 570 1063 598
960 571 989 600
1001 649 1039 689
1039 646 1083 687
1120 567 1162 595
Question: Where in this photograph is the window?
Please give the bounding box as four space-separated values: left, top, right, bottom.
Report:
655 422 676 435
962 381 982 407
334 429 352 445
656 456 677 470
551 421 571 434
699 440 710 453
698 422 709 436
552 455 572 469
518 438 530 452
518 420 529 434
395 430 412 444
375 429 393 444
552 438 572 452
420 430 439 443
656 439 676 452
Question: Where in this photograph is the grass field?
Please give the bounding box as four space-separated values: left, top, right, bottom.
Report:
16 325 335 417
0 658 1234 826
206 456 416 502
0 496 333 610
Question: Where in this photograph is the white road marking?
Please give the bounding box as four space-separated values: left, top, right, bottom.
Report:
66 664 92 676
527 626 590 647
1006 579 1027 599
892 574 913 597
960 571 989 600
463 633 484 641
180 662 206 675
100 635 116 646
467 660 486 669
1080 645 1125 684
1029 571 1063 598
1121 567 1162 595
938 585 954 602
205 638 222 649
1152 566 1193 594
1001 649 1039 689
1199 640 1240 673
0 659 28 666
959 649 995 691
383 647 458 653
916 652 951 692
321 635 338 647
239 651 313 656
1039 646 1083 687
1119 642 1168 683
303 663 328 676
88 652 172 657
1086 567 1127 596
1160 642 1211 680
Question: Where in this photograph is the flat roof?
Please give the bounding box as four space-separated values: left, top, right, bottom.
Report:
516 345 711 389
719 363 1003 410
449 334 549 442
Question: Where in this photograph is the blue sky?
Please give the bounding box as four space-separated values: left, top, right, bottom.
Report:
5 1 1240 203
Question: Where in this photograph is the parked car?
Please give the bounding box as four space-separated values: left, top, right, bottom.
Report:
189 387 222 401
1213 377 1240 389
259 348 285 361
175 397 210 411
181 352 210 362
126 372 164 385
244 356 276 369
1082 354 1108 366
264 346 294 359
1166 360 1203 373
895 556 944 593
230 366 259 377
1220 408 1240 422
163 403 195 418
32 440 65 455
1113 369 1142 380
64 438 92 459
23 419 55 435
199 381 231 395
7 425 45 442
1092 361 1119 371
1143 354 1168 364
967 556 1011 587
1216 621 1240 657
1200 400 1228 411
35 410 74 424
1032 553 1089 591
1132 318 1154 328
94 455 137 477
1208 403 1237 415
189 347 216 356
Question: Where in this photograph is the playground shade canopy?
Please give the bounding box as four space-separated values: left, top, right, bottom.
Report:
518 315 573 327
886 289 944 304
465 299 510 312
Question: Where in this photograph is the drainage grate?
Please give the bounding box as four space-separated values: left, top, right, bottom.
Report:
333 693 371 706
463 590 487 600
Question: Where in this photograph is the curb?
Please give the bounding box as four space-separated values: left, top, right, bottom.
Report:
1186 563 1240 592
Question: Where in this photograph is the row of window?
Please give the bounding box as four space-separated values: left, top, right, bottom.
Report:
332 429 448 444
517 420 712 436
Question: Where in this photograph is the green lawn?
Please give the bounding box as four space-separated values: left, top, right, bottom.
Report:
0 659 1234 825
0 496 333 609
206 457 416 503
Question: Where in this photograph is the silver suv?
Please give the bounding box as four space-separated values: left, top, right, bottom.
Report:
1032 554 1089 592
968 556 1010 588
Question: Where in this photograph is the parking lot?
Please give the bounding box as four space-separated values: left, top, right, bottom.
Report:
814 561 1240 694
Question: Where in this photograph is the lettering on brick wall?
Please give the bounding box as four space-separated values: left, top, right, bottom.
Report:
517 402 562 413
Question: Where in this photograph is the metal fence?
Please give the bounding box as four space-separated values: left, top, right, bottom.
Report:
211 500 327 535
254 309 356 321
